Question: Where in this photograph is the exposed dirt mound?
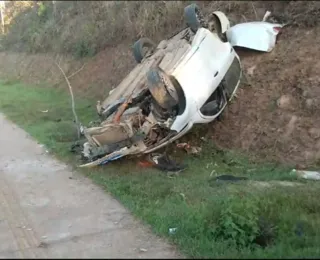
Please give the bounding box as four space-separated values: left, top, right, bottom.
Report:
0 44 135 100
212 25 320 167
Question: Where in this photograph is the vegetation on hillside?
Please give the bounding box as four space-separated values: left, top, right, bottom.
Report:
1 1 318 58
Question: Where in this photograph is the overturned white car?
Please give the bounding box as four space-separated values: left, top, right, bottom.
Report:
79 4 242 167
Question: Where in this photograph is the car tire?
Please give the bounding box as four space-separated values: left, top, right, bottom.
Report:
184 4 205 33
132 38 156 63
147 68 178 110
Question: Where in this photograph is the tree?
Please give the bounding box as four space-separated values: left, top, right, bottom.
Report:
0 1 5 34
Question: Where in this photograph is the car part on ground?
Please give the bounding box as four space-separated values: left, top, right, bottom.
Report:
176 143 202 155
291 169 320 181
226 21 284 52
148 153 187 172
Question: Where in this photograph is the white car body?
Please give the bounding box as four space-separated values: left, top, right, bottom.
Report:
171 28 238 131
79 13 242 167
145 28 241 153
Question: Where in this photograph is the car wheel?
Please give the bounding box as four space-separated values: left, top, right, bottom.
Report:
132 38 156 63
147 68 178 110
184 4 205 33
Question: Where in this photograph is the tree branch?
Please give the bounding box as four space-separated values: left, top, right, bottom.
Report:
54 58 81 139
67 64 85 79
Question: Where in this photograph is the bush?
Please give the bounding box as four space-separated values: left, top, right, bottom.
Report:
73 40 96 58
2 1 316 57
214 194 260 248
0 1 266 56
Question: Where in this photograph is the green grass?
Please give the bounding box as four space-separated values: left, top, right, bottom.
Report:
1 81 320 258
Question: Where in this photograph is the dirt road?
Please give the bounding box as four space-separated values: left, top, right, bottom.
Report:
0 113 180 258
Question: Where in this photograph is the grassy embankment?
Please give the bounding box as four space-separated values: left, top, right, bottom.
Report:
1 80 320 258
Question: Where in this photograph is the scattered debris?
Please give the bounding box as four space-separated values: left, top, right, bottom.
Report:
169 227 177 235
138 160 154 168
148 153 186 172
176 143 202 155
138 153 186 173
292 169 320 180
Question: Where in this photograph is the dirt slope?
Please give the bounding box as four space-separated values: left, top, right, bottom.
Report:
0 44 135 100
212 25 320 167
